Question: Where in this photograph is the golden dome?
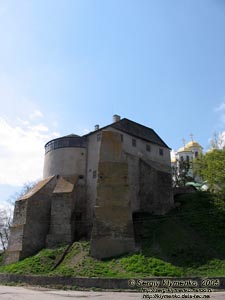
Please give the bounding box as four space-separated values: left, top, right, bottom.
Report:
177 146 190 153
185 140 202 149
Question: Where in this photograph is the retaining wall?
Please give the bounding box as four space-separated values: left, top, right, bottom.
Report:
0 274 225 290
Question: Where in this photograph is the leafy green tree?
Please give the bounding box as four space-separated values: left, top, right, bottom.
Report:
194 148 225 192
172 159 193 187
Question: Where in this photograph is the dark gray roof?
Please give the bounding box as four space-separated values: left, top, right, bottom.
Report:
87 118 170 149
64 134 80 138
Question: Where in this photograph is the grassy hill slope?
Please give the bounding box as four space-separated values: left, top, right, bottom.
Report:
1 192 225 277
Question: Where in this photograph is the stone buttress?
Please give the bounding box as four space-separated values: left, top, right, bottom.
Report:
90 131 136 259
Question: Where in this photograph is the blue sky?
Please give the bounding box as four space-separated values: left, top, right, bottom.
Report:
1 0 225 204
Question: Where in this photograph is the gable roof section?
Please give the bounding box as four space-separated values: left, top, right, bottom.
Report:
87 118 170 149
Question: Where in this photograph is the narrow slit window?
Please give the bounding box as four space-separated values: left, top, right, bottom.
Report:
97 133 101 142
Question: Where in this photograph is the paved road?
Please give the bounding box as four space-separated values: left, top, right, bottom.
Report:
0 285 225 300
0 286 141 300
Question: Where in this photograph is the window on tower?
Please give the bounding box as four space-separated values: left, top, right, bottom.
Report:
97 133 101 142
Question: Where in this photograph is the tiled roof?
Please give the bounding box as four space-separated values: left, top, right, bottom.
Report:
87 118 170 149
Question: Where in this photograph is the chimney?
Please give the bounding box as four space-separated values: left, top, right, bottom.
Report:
113 114 121 123
94 124 100 131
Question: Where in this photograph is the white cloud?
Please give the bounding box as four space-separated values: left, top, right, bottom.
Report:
52 121 59 128
221 114 225 125
29 124 49 132
29 110 44 120
214 100 225 127
208 131 225 150
0 114 60 186
52 131 60 137
215 100 225 111
17 118 30 126
83 128 90 134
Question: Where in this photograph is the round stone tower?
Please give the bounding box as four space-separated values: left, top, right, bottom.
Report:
43 134 87 178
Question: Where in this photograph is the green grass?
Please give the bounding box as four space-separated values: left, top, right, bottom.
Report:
1 192 225 277
0 246 67 275
137 191 225 276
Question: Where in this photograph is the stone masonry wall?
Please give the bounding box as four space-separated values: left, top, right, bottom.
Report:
4 176 56 264
139 159 173 215
46 176 88 247
90 131 135 259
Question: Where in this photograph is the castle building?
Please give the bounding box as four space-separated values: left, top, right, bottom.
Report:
5 115 174 264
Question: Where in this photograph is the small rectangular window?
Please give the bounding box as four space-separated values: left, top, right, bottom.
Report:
159 148 164 156
120 134 123 142
93 170 97 178
132 138 136 147
146 144 151 152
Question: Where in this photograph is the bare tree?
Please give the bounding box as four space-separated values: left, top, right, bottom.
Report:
0 209 13 251
210 132 225 150
8 181 38 206
0 181 38 252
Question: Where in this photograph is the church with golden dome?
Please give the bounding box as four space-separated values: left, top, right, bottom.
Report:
171 135 203 181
